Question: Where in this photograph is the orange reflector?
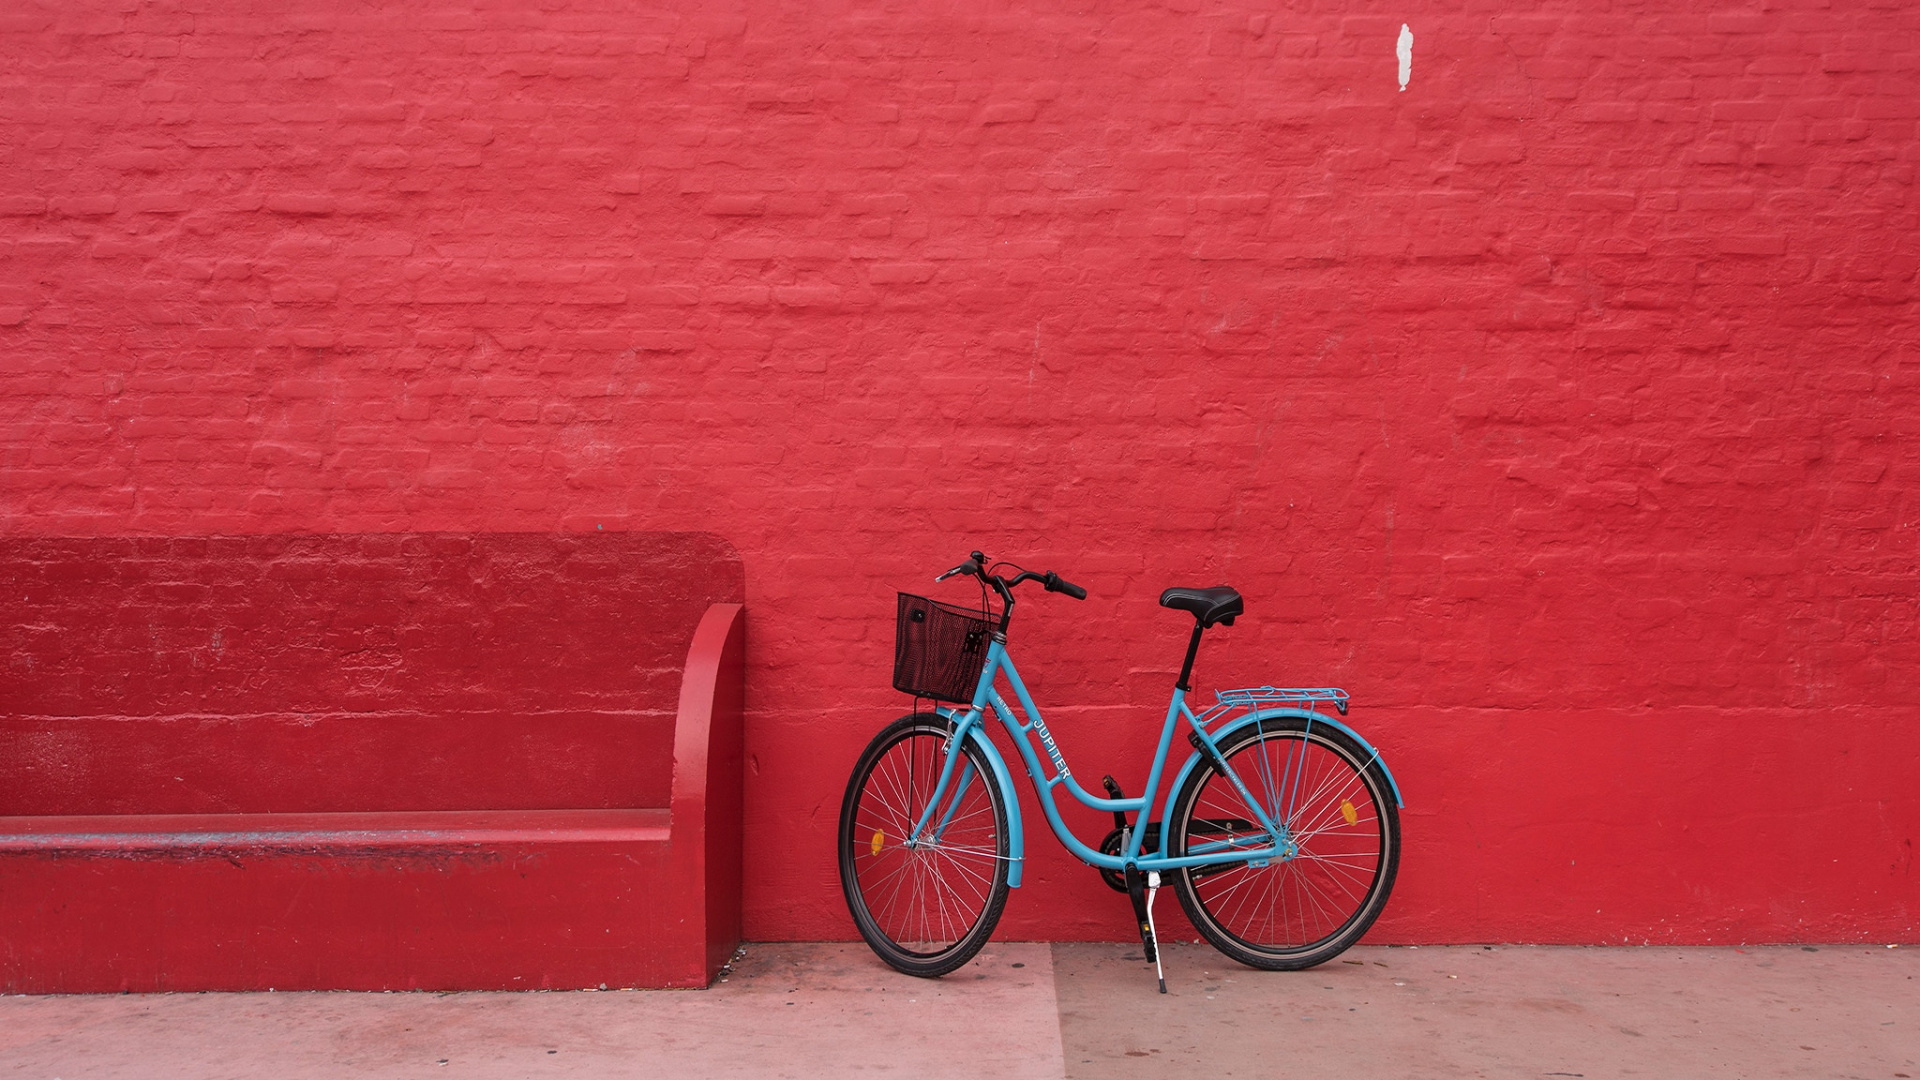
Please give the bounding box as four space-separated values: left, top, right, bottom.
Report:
871 830 885 856
1341 800 1358 825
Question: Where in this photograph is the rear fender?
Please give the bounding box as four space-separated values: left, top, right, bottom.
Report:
1155 707 1404 846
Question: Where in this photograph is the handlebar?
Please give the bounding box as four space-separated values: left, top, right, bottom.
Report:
933 551 1087 601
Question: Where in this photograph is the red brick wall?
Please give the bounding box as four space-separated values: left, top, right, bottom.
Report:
3 1 1915 943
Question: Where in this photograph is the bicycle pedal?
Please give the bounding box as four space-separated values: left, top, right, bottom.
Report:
1123 865 1157 964
1100 775 1130 831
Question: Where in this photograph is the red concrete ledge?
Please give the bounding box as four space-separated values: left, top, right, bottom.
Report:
0 590 746 993
0 809 674 854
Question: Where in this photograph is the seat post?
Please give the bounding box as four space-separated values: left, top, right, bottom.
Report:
1175 620 1205 692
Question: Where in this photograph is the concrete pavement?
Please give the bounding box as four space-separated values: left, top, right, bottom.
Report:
3 943 1914 1078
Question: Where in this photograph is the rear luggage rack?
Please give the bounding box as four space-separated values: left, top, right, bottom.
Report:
1212 686 1349 715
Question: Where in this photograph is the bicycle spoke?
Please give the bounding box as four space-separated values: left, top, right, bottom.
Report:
1287 765 1369 839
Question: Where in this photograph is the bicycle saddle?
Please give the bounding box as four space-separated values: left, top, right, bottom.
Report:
1158 586 1243 628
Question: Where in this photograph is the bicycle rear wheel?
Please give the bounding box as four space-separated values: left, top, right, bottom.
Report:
838 715 1010 977
1168 716 1399 970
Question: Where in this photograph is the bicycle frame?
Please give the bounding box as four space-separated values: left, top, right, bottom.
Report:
904 636 1395 888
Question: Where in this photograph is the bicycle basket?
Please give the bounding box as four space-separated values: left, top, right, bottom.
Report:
893 592 992 704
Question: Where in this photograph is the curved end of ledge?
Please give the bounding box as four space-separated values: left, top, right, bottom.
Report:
670 602 746 829
668 602 746 984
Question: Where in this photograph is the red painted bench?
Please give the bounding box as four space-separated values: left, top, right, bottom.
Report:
0 533 745 992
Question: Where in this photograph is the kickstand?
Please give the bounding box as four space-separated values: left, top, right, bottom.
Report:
1145 871 1166 993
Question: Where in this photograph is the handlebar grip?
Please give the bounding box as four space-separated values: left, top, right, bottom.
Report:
1043 572 1088 600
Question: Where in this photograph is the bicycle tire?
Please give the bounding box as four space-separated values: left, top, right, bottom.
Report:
1168 716 1400 970
839 714 1011 977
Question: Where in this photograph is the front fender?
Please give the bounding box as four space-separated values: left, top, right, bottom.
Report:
1155 707 1405 846
936 707 1026 888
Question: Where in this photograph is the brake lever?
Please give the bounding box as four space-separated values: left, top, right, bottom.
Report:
934 555 983 584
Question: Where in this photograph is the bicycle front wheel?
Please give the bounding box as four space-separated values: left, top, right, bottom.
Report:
838 715 1010 977
1168 716 1400 970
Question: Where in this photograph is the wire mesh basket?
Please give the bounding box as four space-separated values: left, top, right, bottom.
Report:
893 592 992 704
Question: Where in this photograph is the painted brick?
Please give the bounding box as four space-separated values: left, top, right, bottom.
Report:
2 0 1917 949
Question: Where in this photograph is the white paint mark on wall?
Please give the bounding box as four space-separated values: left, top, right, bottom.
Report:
1397 24 1413 91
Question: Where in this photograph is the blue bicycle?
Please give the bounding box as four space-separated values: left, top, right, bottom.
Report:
838 552 1403 987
